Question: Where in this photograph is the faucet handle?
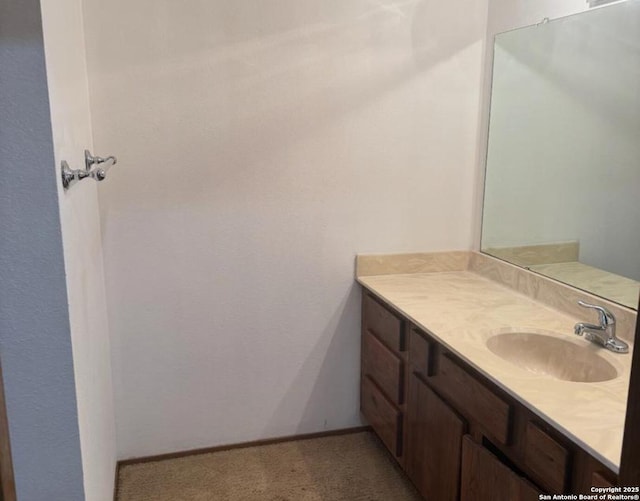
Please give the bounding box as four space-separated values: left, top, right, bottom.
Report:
577 301 616 326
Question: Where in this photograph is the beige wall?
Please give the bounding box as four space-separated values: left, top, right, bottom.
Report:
41 0 117 498
83 0 488 459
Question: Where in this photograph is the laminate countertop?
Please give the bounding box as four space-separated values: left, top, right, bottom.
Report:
357 270 633 473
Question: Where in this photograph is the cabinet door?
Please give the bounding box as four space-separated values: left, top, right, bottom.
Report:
406 373 466 501
461 436 539 501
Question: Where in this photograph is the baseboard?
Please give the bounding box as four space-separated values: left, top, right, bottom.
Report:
113 460 120 501
117 426 372 469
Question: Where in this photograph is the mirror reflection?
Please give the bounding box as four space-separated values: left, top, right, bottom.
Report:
481 1 640 310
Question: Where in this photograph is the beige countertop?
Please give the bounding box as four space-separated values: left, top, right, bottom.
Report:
357 270 633 473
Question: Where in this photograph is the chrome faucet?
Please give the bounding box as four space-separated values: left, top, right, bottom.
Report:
574 301 628 353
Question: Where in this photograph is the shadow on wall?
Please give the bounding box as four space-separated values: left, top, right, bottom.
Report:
87 0 488 459
263 284 362 437
91 0 486 210
0 1 86 498
412 0 486 68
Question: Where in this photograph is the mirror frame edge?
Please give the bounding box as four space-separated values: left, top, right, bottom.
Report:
620 293 640 485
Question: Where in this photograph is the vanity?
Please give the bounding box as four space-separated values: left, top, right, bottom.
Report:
355 3 640 498
357 253 634 499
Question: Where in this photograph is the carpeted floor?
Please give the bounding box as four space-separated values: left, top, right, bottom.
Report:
116 431 422 500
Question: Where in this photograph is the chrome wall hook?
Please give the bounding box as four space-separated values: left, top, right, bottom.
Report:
85 149 117 171
61 149 118 190
61 160 88 189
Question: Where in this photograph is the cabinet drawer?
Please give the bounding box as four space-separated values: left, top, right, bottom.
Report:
361 376 402 457
435 354 511 445
409 328 431 377
524 421 570 493
363 294 404 352
362 331 403 404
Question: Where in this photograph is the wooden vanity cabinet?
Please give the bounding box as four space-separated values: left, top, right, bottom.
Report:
406 373 466 501
461 436 539 501
360 293 407 462
360 289 619 500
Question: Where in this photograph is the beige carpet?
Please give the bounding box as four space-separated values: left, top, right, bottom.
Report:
117 431 422 500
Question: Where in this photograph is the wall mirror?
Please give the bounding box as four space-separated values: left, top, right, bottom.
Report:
481 0 640 310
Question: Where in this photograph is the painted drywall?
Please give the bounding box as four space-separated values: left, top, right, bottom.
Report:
40 0 118 499
0 0 85 499
82 0 488 459
482 2 640 280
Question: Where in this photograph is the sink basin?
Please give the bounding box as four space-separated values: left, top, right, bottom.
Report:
486 332 618 383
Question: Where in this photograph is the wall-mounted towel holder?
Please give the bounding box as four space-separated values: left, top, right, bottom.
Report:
61 149 118 190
